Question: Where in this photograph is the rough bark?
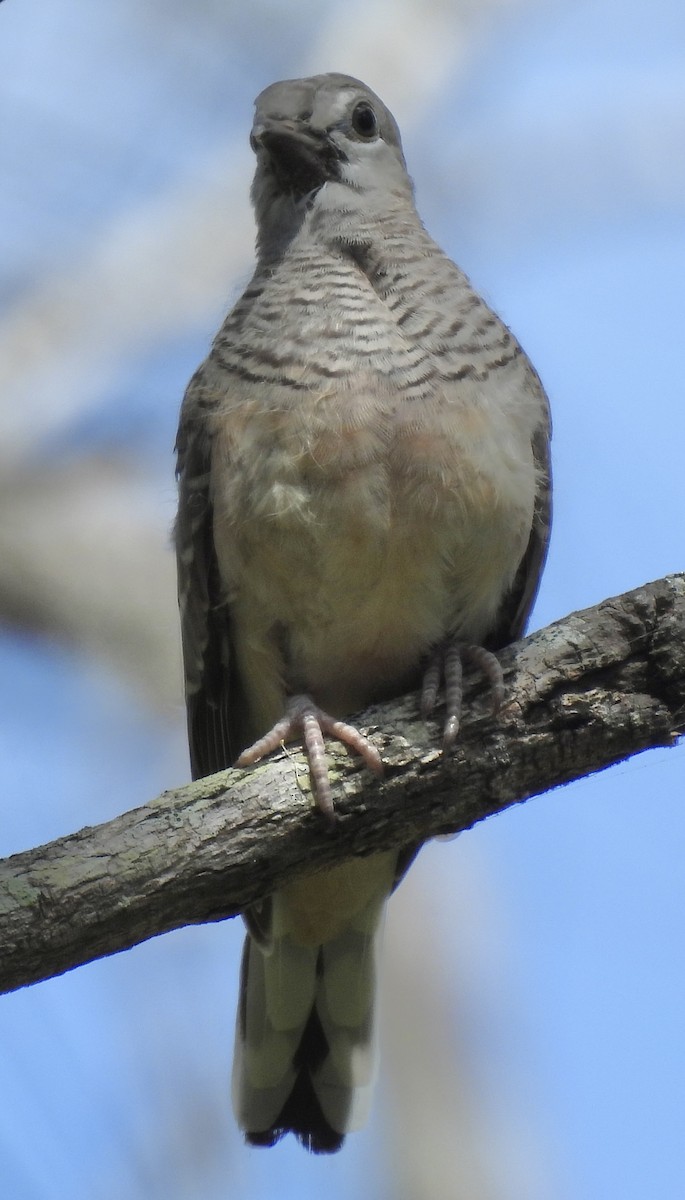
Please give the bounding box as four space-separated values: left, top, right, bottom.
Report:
1 574 683 996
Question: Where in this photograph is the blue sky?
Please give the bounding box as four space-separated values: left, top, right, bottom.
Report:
1 2 683 1198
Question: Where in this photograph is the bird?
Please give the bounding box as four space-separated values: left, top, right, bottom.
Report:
175 72 551 1154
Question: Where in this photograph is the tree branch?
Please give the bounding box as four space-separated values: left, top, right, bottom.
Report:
1 574 683 996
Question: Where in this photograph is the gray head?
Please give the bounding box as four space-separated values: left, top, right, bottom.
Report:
249 74 413 257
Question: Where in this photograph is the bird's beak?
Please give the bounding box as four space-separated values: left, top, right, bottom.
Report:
251 117 340 194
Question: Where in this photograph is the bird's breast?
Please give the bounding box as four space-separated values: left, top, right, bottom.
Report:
210 378 535 720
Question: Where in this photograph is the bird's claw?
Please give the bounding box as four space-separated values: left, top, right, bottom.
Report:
421 641 504 751
236 694 383 822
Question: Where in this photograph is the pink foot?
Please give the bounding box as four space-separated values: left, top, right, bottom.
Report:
421 641 504 750
236 694 384 821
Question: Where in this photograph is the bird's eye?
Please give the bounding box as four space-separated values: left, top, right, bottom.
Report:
351 101 379 140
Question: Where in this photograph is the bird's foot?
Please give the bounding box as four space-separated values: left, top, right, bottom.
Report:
420 641 504 751
236 694 383 822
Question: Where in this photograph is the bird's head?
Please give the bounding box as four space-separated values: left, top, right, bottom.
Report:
249 73 413 258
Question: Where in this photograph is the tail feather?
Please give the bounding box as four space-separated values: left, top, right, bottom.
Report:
248 1004 345 1153
313 919 382 1134
232 935 317 1128
232 903 385 1153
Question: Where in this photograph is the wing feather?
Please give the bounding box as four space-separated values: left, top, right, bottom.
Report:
175 381 244 779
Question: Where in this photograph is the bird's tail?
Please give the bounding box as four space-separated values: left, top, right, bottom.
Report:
232 902 386 1153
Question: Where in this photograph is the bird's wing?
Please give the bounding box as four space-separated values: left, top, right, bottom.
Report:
175 377 244 779
488 389 552 649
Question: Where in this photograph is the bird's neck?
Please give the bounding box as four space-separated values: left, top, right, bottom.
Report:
256 181 431 273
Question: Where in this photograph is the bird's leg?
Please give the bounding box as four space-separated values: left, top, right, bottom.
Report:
421 640 505 751
236 695 384 822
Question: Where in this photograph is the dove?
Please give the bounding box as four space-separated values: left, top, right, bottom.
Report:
175 72 551 1152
